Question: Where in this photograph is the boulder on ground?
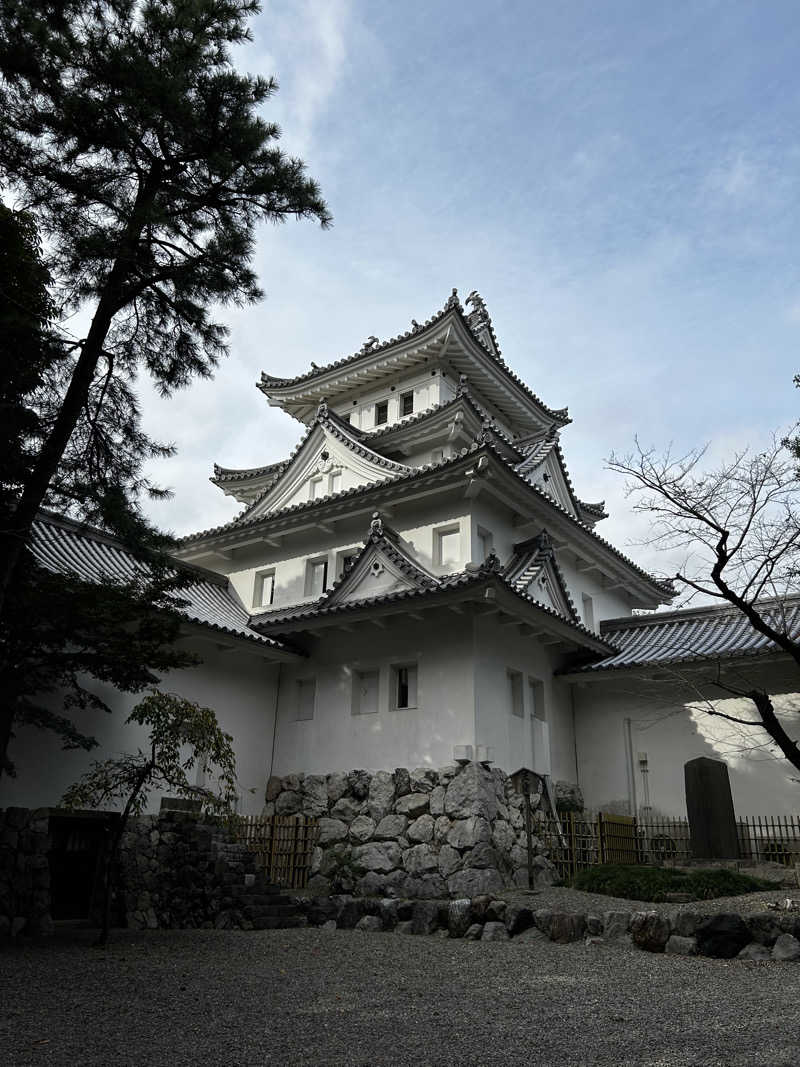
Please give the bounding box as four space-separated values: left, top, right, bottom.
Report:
411 900 440 935
737 942 772 961
695 914 751 959
464 923 483 940
549 912 586 943
665 935 697 956
772 933 800 961
448 899 472 938
630 911 671 953
355 915 383 933
505 903 534 936
482 921 510 942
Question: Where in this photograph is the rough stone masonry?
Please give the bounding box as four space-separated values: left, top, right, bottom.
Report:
264 761 561 898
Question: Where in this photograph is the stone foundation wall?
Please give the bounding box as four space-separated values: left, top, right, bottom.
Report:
265 762 559 898
0 807 52 937
117 811 270 930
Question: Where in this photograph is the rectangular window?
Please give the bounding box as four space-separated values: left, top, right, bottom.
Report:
392 663 418 709
254 569 276 609
328 471 342 494
430 448 444 464
401 391 414 416
375 400 388 425
435 525 461 568
295 678 316 721
508 670 524 718
305 557 328 597
581 593 595 631
529 677 546 722
352 669 379 715
308 475 323 501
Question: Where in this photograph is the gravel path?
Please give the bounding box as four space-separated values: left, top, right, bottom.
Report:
505 884 800 918
2 924 800 1067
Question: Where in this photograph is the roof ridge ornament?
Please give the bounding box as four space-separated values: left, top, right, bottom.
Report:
482 549 502 573
360 335 380 353
445 287 462 310
369 511 384 540
465 290 491 327
456 373 469 397
317 398 329 419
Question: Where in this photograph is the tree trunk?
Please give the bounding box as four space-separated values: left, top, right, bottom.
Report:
0 168 163 630
748 688 800 777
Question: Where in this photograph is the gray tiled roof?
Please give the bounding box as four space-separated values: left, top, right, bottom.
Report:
581 599 800 671
31 514 294 652
259 290 571 426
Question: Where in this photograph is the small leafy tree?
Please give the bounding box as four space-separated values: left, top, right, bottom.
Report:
62 690 238 946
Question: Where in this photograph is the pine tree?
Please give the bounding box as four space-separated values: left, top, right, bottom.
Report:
0 0 330 606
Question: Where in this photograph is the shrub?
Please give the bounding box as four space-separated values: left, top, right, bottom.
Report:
571 864 773 902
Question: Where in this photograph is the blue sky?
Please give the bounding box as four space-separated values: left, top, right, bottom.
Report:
140 0 800 581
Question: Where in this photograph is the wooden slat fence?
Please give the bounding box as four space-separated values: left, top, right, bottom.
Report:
233 814 319 889
537 811 800 878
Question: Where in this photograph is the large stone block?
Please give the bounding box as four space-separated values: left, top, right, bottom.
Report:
275 791 302 816
737 941 772 961
374 815 408 841
447 816 491 851
745 913 783 946
395 793 429 818
353 842 402 873
505 903 534 936
348 770 372 800
330 797 365 823
446 868 505 899
444 763 498 820
461 843 500 870
403 844 439 875
327 772 348 803
394 768 412 797
411 900 440 934
438 845 462 878
368 771 396 821
482 921 510 942
434 816 451 844
410 768 437 794
407 815 435 844
448 899 473 937
665 935 697 956
429 786 446 816
349 816 376 844
301 775 329 817
317 818 348 845
684 757 738 860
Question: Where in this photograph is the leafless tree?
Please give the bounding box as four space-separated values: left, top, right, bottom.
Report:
608 428 800 776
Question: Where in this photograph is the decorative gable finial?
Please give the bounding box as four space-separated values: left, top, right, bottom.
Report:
466 290 492 333
317 397 329 419
445 287 461 310
369 511 384 540
476 416 494 445
411 319 421 331
360 335 380 353
536 529 553 556
483 549 501 573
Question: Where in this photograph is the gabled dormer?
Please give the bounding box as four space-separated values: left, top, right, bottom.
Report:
239 404 410 521
504 531 581 625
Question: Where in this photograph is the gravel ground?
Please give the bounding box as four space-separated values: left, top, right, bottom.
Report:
506 884 800 918
2 922 800 1067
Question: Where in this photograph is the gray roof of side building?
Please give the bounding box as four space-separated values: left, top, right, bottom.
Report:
30 512 298 654
577 598 800 671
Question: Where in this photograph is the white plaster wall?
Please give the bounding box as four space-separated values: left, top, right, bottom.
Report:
332 369 442 432
225 500 474 613
573 661 800 817
558 557 633 626
0 640 280 816
472 615 576 780
272 618 475 774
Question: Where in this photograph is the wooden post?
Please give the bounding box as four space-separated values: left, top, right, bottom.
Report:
598 811 605 865
522 777 534 889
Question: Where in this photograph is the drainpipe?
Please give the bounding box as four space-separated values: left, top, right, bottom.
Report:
624 717 638 817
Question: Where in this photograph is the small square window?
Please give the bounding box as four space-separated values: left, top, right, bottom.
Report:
529 677 546 722
305 557 328 597
295 678 316 721
375 400 388 425
401 391 414 416
392 663 418 709
254 569 275 609
352 669 379 715
508 670 523 718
